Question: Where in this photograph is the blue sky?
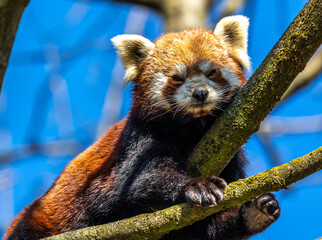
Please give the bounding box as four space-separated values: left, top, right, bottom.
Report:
0 0 321 239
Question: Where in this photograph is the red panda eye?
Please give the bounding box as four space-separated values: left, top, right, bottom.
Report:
172 75 184 82
207 69 217 78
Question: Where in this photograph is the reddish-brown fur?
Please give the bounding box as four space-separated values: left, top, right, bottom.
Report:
4 119 126 239
133 28 246 118
4 25 280 240
5 29 246 239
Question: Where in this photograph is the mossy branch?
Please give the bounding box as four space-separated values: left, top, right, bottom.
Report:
43 0 322 239
0 0 29 93
188 0 322 177
44 147 322 240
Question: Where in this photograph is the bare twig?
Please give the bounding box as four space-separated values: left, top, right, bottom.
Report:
0 139 83 164
255 132 282 167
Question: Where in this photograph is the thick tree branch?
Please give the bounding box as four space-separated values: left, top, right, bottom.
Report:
0 0 29 93
41 0 322 239
44 147 322 240
188 0 322 177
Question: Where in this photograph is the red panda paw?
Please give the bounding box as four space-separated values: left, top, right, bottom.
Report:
183 176 227 207
241 193 281 234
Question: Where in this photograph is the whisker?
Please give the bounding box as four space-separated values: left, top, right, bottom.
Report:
147 108 173 121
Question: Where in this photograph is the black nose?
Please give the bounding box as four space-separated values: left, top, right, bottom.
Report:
192 86 209 102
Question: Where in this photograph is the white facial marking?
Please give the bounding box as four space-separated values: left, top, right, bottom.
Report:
174 74 224 116
199 61 212 73
148 66 242 118
221 67 241 90
149 72 170 109
175 64 186 77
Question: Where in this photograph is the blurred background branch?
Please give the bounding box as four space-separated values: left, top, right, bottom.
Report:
0 0 29 93
0 139 83 164
112 0 162 11
220 0 249 18
281 48 322 102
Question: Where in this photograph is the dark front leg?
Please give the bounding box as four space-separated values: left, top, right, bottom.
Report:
126 164 190 208
124 160 227 212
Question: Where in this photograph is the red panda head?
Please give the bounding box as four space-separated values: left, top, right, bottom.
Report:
112 15 250 118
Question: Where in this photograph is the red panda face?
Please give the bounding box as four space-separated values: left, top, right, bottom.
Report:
112 16 250 118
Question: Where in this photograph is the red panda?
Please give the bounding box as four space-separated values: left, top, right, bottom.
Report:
4 15 280 240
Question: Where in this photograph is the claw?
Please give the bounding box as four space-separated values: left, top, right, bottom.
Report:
183 176 226 207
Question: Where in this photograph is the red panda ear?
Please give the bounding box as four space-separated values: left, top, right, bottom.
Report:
214 15 250 71
111 34 154 85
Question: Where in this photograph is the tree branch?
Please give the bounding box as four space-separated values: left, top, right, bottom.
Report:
0 0 29 93
43 147 322 240
188 0 322 177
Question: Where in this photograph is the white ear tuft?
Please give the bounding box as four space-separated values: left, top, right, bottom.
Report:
111 34 154 85
214 15 250 71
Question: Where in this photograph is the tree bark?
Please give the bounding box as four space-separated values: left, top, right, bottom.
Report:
0 0 29 93
188 0 322 177
43 147 322 240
